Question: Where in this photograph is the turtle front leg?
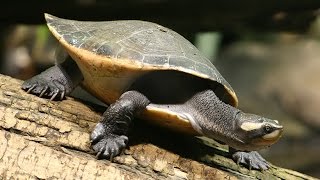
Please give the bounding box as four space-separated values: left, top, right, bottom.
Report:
22 57 83 100
230 148 270 170
91 90 150 159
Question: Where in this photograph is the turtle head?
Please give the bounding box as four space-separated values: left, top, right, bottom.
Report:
234 112 283 151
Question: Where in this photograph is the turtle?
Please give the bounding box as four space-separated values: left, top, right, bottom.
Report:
22 13 283 170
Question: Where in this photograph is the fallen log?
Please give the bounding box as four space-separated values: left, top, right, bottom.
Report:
0 73 316 179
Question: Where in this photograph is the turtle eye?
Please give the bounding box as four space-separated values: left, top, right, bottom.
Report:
264 124 272 133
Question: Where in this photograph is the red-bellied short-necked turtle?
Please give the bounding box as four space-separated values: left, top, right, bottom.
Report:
22 13 283 170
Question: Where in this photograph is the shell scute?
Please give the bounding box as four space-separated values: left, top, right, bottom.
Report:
45 13 238 106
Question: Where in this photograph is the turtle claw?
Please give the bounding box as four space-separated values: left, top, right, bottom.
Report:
50 90 59 101
60 90 66 100
39 86 49 98
21 65 78 101
23 77 66 101
91 134 128 160
91 123 128 160
26 84 37 93
232 151 270 170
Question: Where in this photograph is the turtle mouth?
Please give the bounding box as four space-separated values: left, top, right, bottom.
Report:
252 127 283 146
262 129 283 141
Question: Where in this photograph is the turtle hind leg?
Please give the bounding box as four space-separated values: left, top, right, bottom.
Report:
91 90 150 159
22 57 83 100
230 148 270 170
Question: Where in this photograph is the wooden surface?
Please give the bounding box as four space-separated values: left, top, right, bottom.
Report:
0 73 317 179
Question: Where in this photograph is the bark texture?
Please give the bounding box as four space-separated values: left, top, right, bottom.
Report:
0 73 317 180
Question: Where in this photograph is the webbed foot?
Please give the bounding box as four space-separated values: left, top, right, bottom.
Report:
90 91 149 160
22 59 83 101
22 72 69 100
232 151 270 170
91 123 128 159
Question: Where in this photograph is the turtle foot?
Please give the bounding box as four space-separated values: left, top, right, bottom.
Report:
22 75 66 101
91 123 128 160
22 65 73 100
232 151 270 170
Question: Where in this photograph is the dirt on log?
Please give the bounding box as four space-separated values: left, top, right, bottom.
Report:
0 73 317 180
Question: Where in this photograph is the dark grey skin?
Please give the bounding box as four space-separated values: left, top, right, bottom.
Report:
22 57 83 100
22 58 280 170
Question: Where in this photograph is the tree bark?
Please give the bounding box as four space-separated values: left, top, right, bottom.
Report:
0 73 317 180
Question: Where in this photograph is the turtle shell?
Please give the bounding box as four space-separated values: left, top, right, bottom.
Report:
45 13 238 134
